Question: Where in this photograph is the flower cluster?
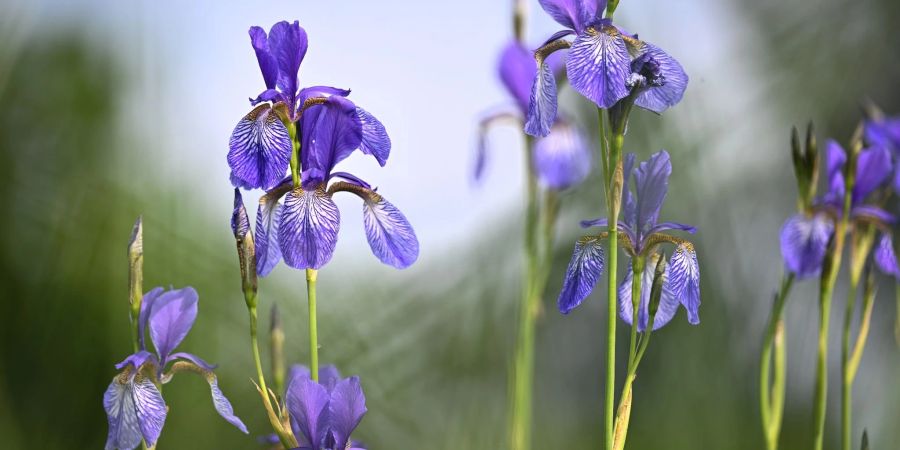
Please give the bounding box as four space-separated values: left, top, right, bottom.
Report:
525 0 688 136
227 20 419 273
284 365 368 450
104 287 247 450
558 150 700 328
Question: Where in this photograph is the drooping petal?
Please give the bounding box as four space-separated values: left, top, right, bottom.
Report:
329 376 368 450
533 121 592 189
330 171 372 189
299 96 364 188
104 373 167 450
566 25 630 109
668 243 701 324
779 213 833 279
558 237 605 314
356 107 391 166
138 288 164 351
617 259 680 331
875 233 900 278
633 43 689 113
524 59 558 137
249 26 278 89
228 103 292 190
267 20 308 108
148 287 199 365
205 373 249 434
278 187 341 270
256 188 287 277
499 41 536 112
853 145 892 202
632 150 671 238
286 377 331 448
362 193 419 269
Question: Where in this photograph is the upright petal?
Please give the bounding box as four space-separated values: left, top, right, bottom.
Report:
287 377 331 448
617 259 680 331
558 237 605 314
780 213 833 279
148 287 199 364
360 192 419 269
853 145 892 202
228 103 292 190
256 188 287 276
865 117 900 150
668 243 701 324
620 152 637 229
875 233 900 278
279 187 341 270
566 25 630 109
300 96 364 188
267 20 308 107
249 26 278 89
537 0 593 32
356 108 391 166
533 121 592 189
499 41 536 112
329 376 367 450
138 288 164 351
104 373 167 450
825 140 847 199
633 150 671 238
524 59 559 137
634 43 689 113
318 365 342 392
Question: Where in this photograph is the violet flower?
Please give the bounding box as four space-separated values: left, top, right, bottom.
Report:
865 114 900 190
780 140 899 279
525 0 689 137
475 41 591 189
227 20 418 272
558 150 700 330
104 287 247 450
285 365 367 450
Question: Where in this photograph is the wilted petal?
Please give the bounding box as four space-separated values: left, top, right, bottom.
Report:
634 43 689 113
228 103 292 190
356 108 391 166
256 189 286 277
300 96 363 188
279 187 341 270
853 145 892 202
533 121 592 189
668 243 701 324
104 373 167 450
362 193 419 269
286 377 330 448
617 259 680 331
875 233 900 278
329 376 367 450
499 41 536 112
206 374 249 434
148 287 199 364
632 150 671 237
249 26 278 89
525 59 559 137
566 25 630 109
558 237 605 314
780 213 833 279
267 20 308 108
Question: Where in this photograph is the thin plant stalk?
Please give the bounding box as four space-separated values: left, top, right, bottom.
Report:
760 273 795 450
307 268 319 382
604 113 626 450
248 298 297 449
841 264 876 450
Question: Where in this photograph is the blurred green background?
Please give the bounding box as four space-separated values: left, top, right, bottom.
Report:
1 0 899 448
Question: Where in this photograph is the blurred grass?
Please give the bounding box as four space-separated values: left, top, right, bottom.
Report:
1 0 899 448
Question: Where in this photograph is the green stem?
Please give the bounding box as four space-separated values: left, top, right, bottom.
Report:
760 273 795 450
288 121 300 188
605 130 624 450
306 269 319 382
249 302 296 449
840 275 859 450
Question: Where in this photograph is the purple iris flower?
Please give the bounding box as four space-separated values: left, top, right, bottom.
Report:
284 365 367 450
475 41 592 189
104 287 247 450
865 114 900 190
227 21 419 272
525 0 689 137
780 140 899 279
557 150 700 329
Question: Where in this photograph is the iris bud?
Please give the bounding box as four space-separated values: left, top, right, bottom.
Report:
648 252 667 317
791 122 818 211
232 189 258 306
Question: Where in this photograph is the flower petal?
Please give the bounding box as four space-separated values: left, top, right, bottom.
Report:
297 85 352 107
825 140 847 199
499 41 536 112
537 0 599 32
318 365 342 392
363 193 420 269
533 121 592 189
356 107 391 166
853 145 892 202
249 26 278 89
558 237 605 314
148 287 199 365
580 217 608 228
865 117 900 150
329 376 367 450
279 187 341 270
779 213 833 279
104 373 167 450
138 288 164 351
206 374 249 434
632 150 671 239
524 59 559 137
647 221 697 235
256 189 286 277
286 377 330 448
299 96 363 188
114 351 157 371
851 205 895 224
621 152 637 229
617 259 680 331
875 233 900 278
634 43 689 113
228 103 292 190
566 26 630 109
267 20 308 109
231 188 251 239
668 243 701 324
168 352 217 371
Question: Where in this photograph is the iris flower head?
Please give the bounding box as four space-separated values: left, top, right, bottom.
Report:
557 150 700 330
285 365 368 450
227 21 419 272
104 287 247 450
525 0 689 137
475 41 592 190
781 139 899 279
